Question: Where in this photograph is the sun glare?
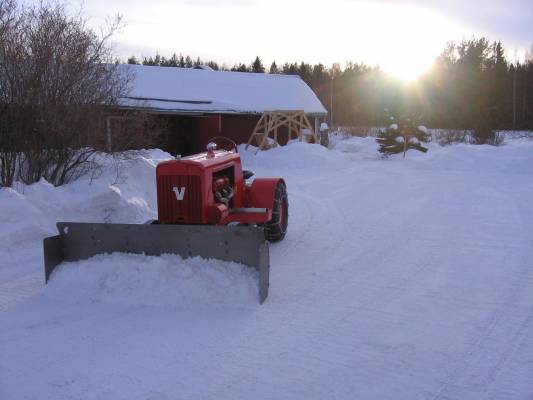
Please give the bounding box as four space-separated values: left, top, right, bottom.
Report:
381 57 433 82
354 3 458 82
92 0 465 81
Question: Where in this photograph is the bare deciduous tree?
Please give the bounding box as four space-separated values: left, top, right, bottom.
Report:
0 0 20 187
0 0 133 186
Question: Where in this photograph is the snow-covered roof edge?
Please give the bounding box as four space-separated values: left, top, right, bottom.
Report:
116 64 328 116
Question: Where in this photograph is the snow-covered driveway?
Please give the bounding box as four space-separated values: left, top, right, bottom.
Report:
1 138 533 399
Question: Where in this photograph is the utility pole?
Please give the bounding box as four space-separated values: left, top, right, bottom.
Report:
512 63 517 129
330 75 334 127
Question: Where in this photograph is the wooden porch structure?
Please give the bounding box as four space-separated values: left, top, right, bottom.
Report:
245 110 317 151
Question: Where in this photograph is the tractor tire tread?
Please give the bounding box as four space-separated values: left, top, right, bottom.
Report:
264 181 288 242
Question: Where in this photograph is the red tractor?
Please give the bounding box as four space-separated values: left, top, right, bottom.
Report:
43 137 288 303
155 137 288 241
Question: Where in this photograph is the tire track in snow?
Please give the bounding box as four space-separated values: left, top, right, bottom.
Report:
269 179 354 305
485 313 533 400
480 192 533 398
429 182 533 400
275 171 356 262
271 168 533 400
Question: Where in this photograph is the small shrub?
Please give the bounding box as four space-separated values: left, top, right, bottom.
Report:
334 126 383 137
470 123 504 146
436 130 469 146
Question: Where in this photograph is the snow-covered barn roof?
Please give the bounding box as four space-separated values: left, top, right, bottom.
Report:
118 64 327 116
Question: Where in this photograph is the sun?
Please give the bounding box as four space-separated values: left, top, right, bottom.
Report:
381 57 433 82
346 3 462 83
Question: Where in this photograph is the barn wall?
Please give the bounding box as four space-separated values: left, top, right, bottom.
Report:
105 110 324 155
197 115 221 152
220 114 261 145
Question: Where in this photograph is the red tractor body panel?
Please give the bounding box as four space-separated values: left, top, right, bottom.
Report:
156 150 283 226
248 178 286 209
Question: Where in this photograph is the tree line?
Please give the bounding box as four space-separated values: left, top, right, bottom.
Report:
129 40 533 130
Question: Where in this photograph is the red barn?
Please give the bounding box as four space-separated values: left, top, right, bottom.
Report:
110 64 327 155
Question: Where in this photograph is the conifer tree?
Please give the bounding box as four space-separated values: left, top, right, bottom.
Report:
168 53 179 67
231 63 249 72
298 62 312 83
142 56 155 66
251 56 265 73
282 62 299 75
206 60 219 70
376 115 431 157
270 61 279 74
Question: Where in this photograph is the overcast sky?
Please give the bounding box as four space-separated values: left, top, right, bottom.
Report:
59 0 532 78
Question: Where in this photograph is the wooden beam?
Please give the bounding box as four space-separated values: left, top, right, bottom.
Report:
246 113 266 149
246 110 318 151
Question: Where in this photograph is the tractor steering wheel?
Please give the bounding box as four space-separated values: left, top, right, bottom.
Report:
208 136 238 153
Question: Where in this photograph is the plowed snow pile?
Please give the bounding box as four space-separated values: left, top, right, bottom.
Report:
45 254 258 307
2 136 533 400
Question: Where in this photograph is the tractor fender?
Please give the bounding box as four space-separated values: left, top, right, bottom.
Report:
249 178 285 209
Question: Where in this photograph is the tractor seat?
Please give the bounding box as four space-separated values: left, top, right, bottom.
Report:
243 170 254 180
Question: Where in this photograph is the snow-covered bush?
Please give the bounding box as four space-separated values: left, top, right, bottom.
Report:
376 115 431 157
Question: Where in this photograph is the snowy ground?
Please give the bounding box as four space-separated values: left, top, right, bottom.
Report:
1 137 533 399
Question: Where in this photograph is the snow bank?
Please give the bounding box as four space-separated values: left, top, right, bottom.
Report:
0 149 173 286
330 136 379 158
239 140 352 174
4 149 172 227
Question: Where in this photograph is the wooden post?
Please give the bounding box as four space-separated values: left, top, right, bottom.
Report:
258 113 271 150
106 116 112 152
246 113 266 149
298 113 303 142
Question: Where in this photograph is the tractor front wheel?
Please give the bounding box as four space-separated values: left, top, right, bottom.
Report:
264 181 288 242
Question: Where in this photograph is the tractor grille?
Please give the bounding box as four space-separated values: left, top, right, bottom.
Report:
157 175 202 223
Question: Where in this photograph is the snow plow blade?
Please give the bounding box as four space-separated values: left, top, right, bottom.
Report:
43 222 270 303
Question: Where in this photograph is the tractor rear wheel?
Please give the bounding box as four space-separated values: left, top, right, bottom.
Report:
264 181 288 242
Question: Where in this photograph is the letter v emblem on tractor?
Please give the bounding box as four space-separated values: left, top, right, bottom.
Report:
173 186 186 201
